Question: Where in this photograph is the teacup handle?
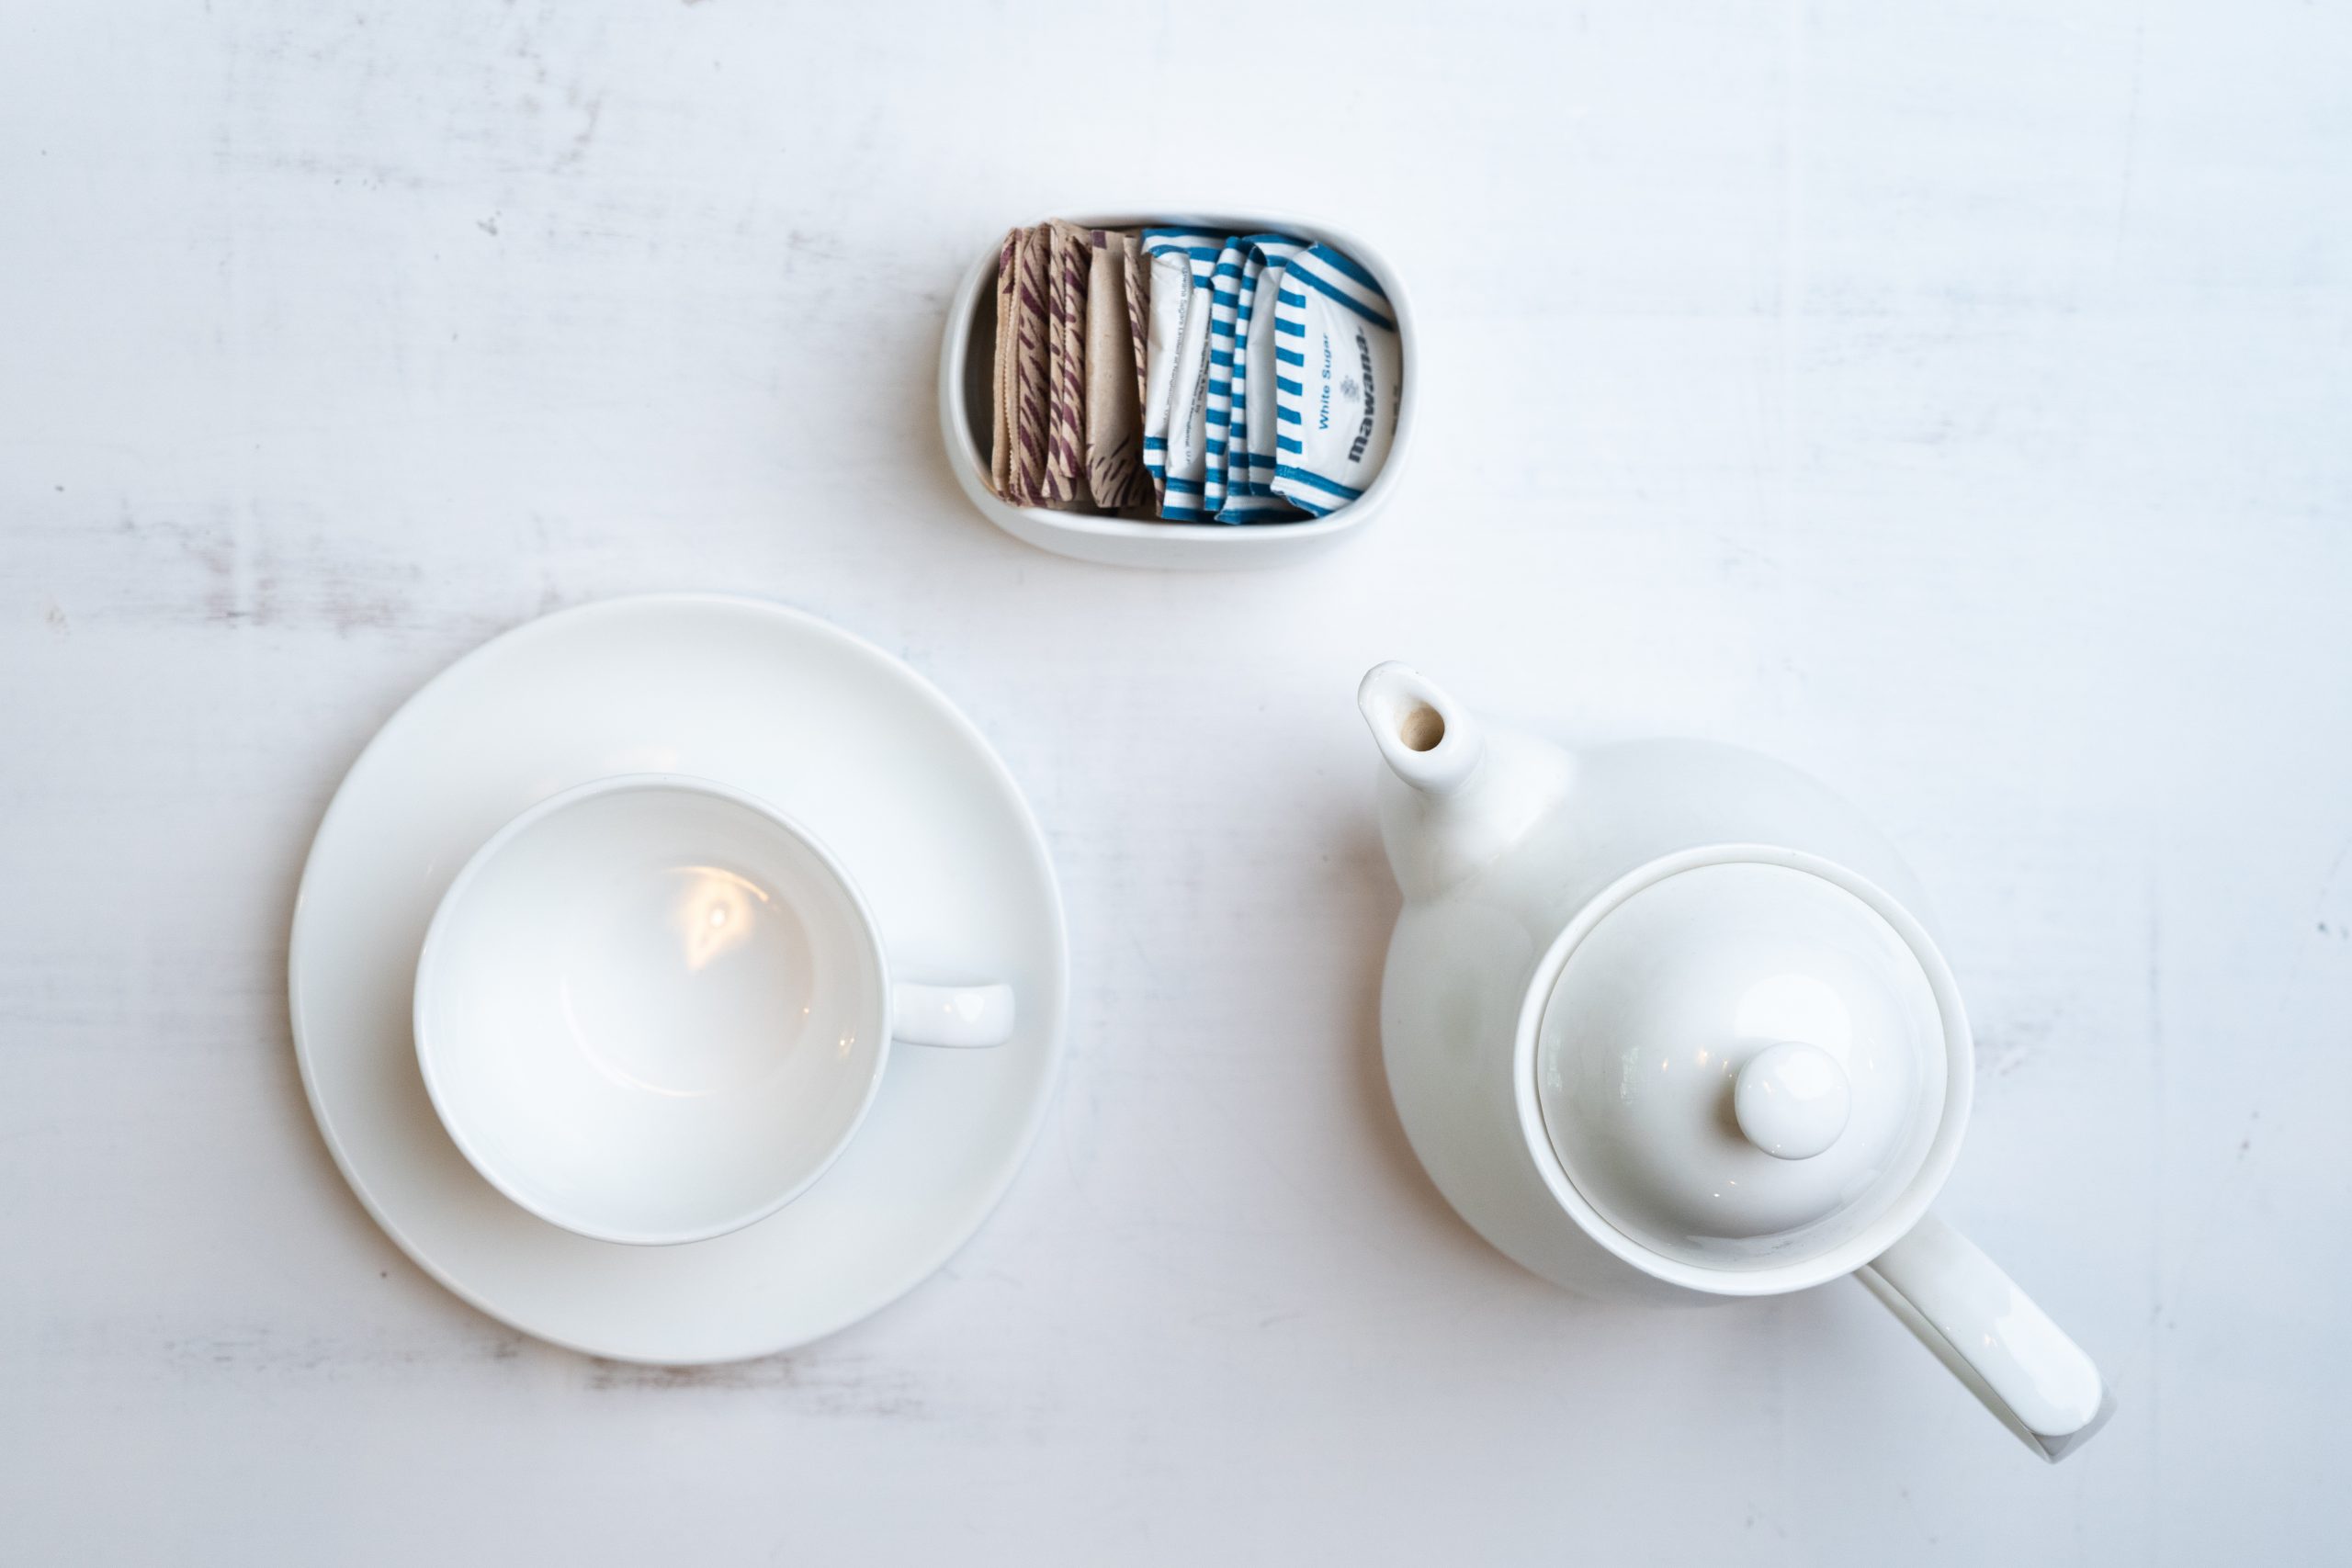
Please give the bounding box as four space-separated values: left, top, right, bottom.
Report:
1855 1213 2114 1461
892 981 1016 1049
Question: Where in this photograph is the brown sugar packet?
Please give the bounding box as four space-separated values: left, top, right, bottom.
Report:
1041 220 1091 509
1120 232 1149 414
989 228 1018 498
1005 224 1052 506
1083 228 1148 510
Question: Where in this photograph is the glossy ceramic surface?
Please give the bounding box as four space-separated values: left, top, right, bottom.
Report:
289 595 1069 1362
1732 1040 1858 1162
1359 660 2112 1459
1531 854 1952 1273
416 775 1001 1247
938 209 1416 571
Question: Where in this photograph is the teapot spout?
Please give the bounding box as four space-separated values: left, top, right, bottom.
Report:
1358 662 1485 798
1359 662 1577 902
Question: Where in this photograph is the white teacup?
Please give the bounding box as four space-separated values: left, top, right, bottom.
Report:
413 774 1014 1246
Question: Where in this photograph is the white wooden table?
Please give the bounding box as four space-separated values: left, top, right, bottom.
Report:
6 3 2346 1562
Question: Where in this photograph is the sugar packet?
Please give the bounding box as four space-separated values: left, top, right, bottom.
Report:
1041 220 1091 509
1157 268 1218 520
1149 231 1229 521
1139 230 1219 506
1140 249 1189 496
1197 239 1247 516
1270 243 1401 516
1217 233 1307 521
1083 228 1149 511
1121 236 1150 417
989 227 1017 498
1001 224 1054 507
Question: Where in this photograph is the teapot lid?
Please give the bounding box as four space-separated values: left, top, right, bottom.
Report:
1532 853 1956 1273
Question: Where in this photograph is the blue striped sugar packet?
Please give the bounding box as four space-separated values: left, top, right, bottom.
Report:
1199 238 1247 516
1270 243 1402 517
1221 233 1307 517
1215 489 1306 522
1150 231 1230 521
1139 230 1220 493
1249 262 1312 498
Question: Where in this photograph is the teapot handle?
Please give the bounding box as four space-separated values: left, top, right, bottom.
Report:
1855 1213 2114 1461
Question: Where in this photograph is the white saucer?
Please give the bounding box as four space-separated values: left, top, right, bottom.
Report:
288 594 1069 1363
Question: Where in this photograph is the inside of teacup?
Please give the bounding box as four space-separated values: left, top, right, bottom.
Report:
418 781 888 1245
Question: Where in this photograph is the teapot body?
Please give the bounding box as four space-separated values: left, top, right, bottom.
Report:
1377 730 1939 1304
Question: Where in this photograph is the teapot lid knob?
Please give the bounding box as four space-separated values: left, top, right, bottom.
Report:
1732 1042 1852 1160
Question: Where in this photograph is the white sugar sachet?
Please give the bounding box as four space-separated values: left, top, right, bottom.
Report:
1218 233 1307 521
1198 239 1246 516
1141 250 1188 494
1139 230 1218 502
1270 243 1402 516
1241 243 1317 502
1147 230 1226 521
1158 266 1217 520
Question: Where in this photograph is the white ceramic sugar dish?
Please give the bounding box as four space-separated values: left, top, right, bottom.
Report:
937 210 1417 570
413 773 1015 1247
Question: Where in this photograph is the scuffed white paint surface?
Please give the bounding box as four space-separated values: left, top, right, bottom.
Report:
2 2 2347 1562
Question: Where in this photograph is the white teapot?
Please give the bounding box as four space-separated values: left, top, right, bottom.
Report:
1359 662 2113 1461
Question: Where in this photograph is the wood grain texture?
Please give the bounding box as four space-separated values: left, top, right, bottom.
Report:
3 2 2349 1563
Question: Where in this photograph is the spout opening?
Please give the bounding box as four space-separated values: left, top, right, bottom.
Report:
1359 660 1484 798
1398 705 1446 752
